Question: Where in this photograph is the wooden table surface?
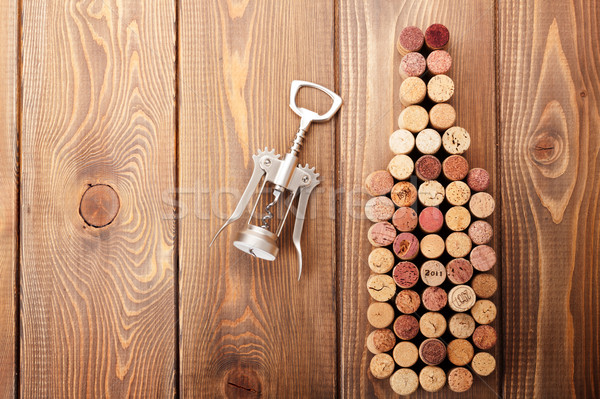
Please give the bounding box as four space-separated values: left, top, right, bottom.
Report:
1 0 598 397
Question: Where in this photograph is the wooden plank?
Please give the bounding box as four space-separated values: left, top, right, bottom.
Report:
178 0 337 396
0 0 18 396
499 0 600 397
20 1 176 397
338 0 500 397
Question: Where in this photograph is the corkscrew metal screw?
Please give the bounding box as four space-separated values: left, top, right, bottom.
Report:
210 80 342 279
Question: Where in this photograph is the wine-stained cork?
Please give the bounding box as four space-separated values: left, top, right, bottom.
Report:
442 126 471 155
400 76 427 106
395 289 421 314
368 222 396 247
470 244 497 271
415 128 442 154
446 181 471 206
419 339 447 366
393 233 420 260
467 168 490 192
473 325 497 350
419 207 444 233
425 23 450 50
427 50 452 75
391 181 418 207
365 196 395 223
448 313 476 339
447 339 474 366
471 299 497 324
419 312 447 338
390 369 419 396
448 285 476 312
448 367 473 393
446 232 472 258
471 273 498 298
367 302 395 328
468 220 493 245
415 155 442 181
368 248 395 274
446 258 473 285
365 170 394 196
392 207 418 232
394 315 420 340
427 74 454 103
418 180 445 207
389 129 415 155
419 366 447 392
388 154 415 180
442 155 469 181
429 103 456 130
367 328 396 354
422 286 447 311
445 206 471 231
420 234 445 259
397 26 424 55
469 192 495 218
472 352 496 376
367 274 396 302
393 341 419 367
421 260 446 286
393 261 419 289
398 105 429 133
370 353 395 379
399 52 426 79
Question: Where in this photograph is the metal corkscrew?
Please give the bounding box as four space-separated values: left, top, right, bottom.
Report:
210 80 342 279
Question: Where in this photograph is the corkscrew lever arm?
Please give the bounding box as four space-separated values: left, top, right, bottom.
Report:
292 172 320 280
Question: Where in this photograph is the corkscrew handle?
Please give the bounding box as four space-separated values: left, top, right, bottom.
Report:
289 80 343 132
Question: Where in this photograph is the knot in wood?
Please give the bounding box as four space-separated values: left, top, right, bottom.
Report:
79 184 120 228
529 131 562 165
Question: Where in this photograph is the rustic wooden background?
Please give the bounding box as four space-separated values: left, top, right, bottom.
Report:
1 0 598 397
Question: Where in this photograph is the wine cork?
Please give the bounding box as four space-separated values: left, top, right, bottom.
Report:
393 261 419 289
448 285 476 312
388 154 415 181
393 233 420 260
421 260 446 286
365 196 395 222
442 126 471 155
367 274 396 302
399 76 427 106
468 220 493 245
446 258 473 285
446 232 472 258
447 339 474 366
471 273 498 298
397 26 424 55
419 366 447 392
397 105 429 133
399 52 426 80
429 103 456 130
448 367 473 393
394 315 420 340
389 129 415 155
393 341 419 367
442 155 469 181
472 325 497 350
367 222 396 247
419 206 444 233
467 168 490 192
418 180 445 207
471 299 497 324
419 312 446 338
426 50 452 75
391 181 418 207
424 23 450 50
368 248 395 273
365 170 394 196
390 368 419 396
420 234 445 259
419 339 447 366
392 207 418 232
472 352 496 376
448 313 476 339
422 286 447 311
470 244 497 271
367 328 397 354
415 128 442 154
395 289 421 314
469 192 495 218
415 155 442 181
370 353 395 379
367 302 395 328
445 206 471 231
446 181 471 206
427 74 454 103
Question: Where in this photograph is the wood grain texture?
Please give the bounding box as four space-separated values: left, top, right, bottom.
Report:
178 0 337 396
20 1 176 397
338 0 500 397
499 0 600 397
